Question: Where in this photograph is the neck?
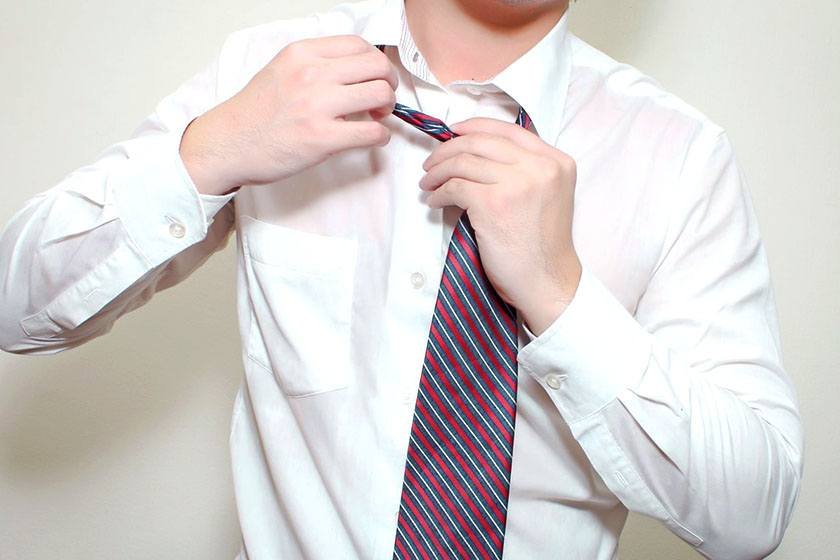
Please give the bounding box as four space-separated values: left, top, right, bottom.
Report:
404 0 569 86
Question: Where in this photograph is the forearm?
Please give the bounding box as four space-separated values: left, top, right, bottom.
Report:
599 357 802 559
517 266 803 558
571 338 801 558
0 142 235 354
0 39 238 354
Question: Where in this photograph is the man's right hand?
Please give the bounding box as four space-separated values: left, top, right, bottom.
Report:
179 35 398 196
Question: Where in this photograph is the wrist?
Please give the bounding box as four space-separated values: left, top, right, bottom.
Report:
179 113 241 196
519 254 582 337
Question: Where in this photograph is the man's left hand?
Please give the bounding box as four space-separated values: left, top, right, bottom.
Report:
419 116 582 337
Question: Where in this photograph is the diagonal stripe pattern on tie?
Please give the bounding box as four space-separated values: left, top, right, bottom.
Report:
376 44 531 560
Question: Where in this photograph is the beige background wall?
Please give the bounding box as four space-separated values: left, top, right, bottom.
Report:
1 1 837 558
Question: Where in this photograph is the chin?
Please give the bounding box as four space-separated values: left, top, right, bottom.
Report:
463 0 567 16
452 0 568 27
489 0 564 7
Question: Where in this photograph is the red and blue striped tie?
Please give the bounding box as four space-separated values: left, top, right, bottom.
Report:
377 44 533 560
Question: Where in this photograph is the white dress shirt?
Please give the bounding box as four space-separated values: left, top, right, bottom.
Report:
0 0 804 558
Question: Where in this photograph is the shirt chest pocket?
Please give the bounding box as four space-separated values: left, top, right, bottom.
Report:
240 215 357 397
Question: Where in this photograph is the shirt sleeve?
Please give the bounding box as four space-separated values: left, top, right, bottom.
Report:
516 129 804 559
0 33 241 355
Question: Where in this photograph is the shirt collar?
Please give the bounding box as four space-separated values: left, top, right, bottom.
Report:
358 0 572 145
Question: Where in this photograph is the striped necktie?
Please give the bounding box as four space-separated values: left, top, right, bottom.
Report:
376 44 532 560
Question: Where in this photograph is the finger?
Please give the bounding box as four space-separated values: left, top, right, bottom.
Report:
368 106 393 121
327 79 396 119
327 120 391 152
326 49 399 91
450 116 547 153
300 34 373 58
425 178 481 210
419 153 506 191
422 132 523 171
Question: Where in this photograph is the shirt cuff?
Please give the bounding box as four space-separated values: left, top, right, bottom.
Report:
516 266 653 423
110 130 235 269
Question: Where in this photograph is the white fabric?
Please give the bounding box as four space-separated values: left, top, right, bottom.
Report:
0 0 803 558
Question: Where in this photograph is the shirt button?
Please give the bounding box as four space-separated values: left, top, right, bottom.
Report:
168 222 186 238
410 271 425 289
545 373 566 390
412 51 420 63
466 86 482 96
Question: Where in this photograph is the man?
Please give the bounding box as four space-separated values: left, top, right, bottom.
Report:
0 0 803 558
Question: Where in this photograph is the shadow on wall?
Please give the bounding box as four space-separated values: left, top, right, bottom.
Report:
0 255 241 481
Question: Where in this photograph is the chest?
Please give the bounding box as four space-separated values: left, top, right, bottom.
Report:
233 117 672 321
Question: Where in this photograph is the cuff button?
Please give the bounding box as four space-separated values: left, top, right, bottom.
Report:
544 373 566 390
169 222 186 238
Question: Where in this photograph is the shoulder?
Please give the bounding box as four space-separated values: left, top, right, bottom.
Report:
214 0 383 97
566 32 728 165
226 0 381 44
